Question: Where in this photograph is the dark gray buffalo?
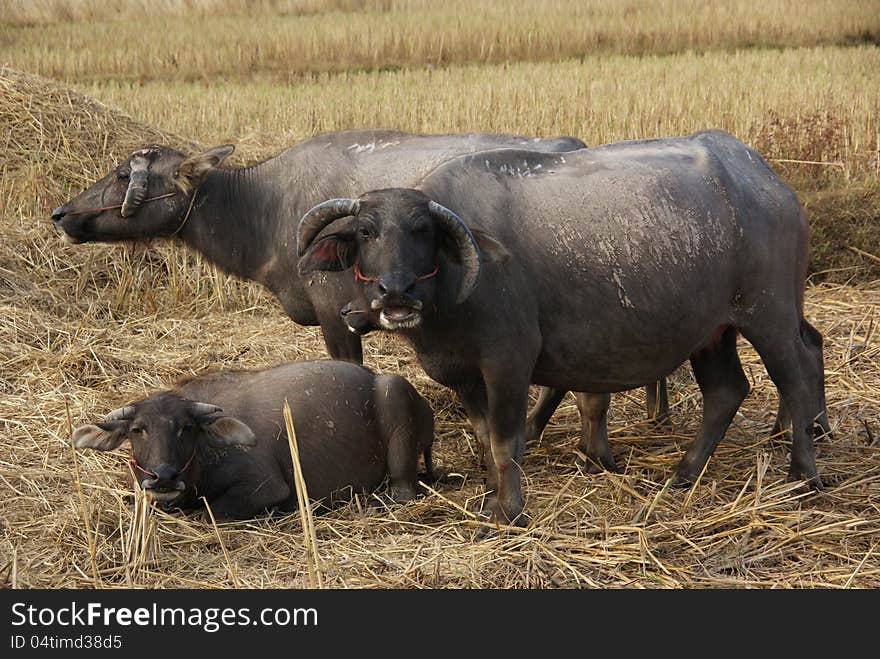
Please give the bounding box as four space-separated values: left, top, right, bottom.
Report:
73 361 434 520
296 129 831 529
51 130 640 441
340 288 669 466
51 130 583 364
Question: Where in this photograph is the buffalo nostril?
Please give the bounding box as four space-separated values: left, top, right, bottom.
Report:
152 465 180 483
377 282 389 295
51 207 66 222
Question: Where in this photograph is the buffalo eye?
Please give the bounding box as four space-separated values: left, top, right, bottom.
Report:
179 422 193 435
129 426 144 437
411 222 429 235
117 169 130 180
359 227 373 240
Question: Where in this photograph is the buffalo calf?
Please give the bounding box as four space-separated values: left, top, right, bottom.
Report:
73 361 434 520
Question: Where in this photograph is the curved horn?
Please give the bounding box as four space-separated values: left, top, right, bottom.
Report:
189 402 223 417
120 156 150 217
427 201 482 303
296 198 360 256
104 406 136 422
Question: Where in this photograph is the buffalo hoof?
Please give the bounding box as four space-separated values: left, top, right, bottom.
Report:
419 465 458 487
388 484 419 504
524 421 543 446
814 420 833 443
786 467 824 491
670 468 699 489
574 454 618 474
467 491 497 516
370 488 416 508
648 414 673 432
474 510 528 541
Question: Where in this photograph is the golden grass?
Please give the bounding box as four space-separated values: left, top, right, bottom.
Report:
2 1 878 81
0 66 199 221
72 46 880 188
2 264 878 587
1 66 879 589
0 66 261 313
66 45 880 278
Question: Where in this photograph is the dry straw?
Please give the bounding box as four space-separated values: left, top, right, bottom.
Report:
283 399 324 589
0 67 878 589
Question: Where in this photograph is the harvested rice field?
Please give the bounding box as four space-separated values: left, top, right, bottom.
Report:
1 2 878 589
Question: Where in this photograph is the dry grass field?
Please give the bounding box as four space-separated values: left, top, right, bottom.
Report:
3 0 878 80
1 2 879 589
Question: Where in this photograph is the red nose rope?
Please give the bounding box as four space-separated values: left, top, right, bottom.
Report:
129 446 197 480
64 189 200 237
63 192 177 216
353 260 439 283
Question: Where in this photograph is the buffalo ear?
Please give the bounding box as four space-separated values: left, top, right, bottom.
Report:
175 144 234 191
298 232 358 274
201 416 256 448
470 229 510 263
72 421 129 451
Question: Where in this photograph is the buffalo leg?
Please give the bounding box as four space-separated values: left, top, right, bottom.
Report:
742 319 824 487
374 375 430 503
645 378 671 426
801 320 832 442
483 369 530 528
208 479 292 521
455 382 497 505
770 322 831 443
524 387 567 444
316 308 364 364
673 327 750 486
770 400 791 439
574 392 616 473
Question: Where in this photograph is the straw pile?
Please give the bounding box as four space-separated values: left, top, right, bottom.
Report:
1 68 878 588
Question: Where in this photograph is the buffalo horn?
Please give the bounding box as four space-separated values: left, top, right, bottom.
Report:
296 198 360 256
104 406 136 422
427 201 482 303
190 402 223 417
120 156 150 217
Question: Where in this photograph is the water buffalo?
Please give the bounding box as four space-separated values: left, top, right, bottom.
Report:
340 290 668 469
50 130 629 444
73 361 435 520
51 130 583 363
296 129 831 530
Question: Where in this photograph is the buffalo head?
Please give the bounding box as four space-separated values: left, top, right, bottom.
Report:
51 144 234 244
297 189 507 330
73 393 255 504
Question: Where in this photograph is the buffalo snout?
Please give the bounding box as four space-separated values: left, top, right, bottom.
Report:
376 271 418 298
140 463 186 501
150 463 181 485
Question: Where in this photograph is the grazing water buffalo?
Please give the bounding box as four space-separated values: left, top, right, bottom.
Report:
50 130 625 441
297 129 831 530
73 361 435 520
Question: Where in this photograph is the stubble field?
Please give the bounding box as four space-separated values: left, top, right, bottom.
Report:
1 0 878 588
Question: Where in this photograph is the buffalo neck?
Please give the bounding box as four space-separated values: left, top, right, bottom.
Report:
176 159 298 293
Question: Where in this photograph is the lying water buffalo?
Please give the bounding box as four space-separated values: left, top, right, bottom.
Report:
297 129 830 529
73 361 434 520
50 130 629 445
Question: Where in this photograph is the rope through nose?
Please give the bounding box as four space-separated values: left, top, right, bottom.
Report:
353 260 439 283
